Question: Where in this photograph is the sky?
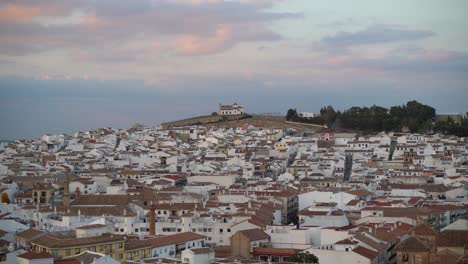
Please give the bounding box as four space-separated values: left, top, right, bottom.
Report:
1 0 468 139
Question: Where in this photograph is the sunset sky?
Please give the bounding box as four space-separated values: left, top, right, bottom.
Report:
1 0 467 139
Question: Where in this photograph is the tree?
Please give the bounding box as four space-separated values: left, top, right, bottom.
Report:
289 251 319 263
1 192 10 204
286 109 298 121
320 105 337 128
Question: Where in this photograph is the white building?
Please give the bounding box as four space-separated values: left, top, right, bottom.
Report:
181 248 214 264
218 103 245 116
298 112 317 118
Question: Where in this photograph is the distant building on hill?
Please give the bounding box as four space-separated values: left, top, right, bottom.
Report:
218 103 245 116
297 112 317 118
435 113 462 124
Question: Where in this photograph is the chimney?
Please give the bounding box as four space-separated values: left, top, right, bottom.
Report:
149 205 156 236
75 187 81 200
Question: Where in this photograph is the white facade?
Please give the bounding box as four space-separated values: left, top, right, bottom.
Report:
304 248 371 264
181 248 214 264
218 103 245 116
298 112 317 118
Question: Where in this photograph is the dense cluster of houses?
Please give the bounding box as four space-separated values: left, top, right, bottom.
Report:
0 123 466 264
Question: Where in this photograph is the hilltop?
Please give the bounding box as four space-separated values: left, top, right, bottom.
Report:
161 114 326 130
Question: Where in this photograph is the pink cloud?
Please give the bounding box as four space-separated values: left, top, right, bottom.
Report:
80 14 105 26
0 3 62 23
174 25 233 55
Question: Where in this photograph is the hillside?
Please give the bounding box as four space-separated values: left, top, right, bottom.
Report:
161 114 326 130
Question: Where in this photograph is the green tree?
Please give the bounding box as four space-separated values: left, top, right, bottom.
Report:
320 105 337 127
286 109 298 121
289 251 319 263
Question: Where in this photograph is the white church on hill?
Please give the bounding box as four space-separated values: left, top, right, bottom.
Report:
218 103 245 116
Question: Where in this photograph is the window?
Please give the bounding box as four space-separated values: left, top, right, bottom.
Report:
119 243 123 249
66 249 71 256
220 228 223 233
227 229 231 233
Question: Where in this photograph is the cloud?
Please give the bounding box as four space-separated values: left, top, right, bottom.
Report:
356 48 468 74
315 44 468 76
320 24 435 51
174 25 232 55
0 3 64 23
0 0 299 57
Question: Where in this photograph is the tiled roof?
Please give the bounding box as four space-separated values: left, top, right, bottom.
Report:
16 229 46 241
352 246 378 260
31 233 125 249
412 222 437 236
397 236 430 252
252 247 297 256
236 228 270 241
17 252 53 260
438 230 468 247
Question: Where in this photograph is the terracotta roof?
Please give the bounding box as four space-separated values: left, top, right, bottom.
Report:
212 246 231 258
353 234 386 251
63 251 106 264
71 194 136 206
152 232 205 248
31 233 125 249
397 236 430 252
54 259 81 264
16 229 46 241
438 230 468 247
352 246 378 260
126 232 206 251
236 228 270 241
298 210 328 216
412 222 437 236
189 248 213 255
17 252 53 260
346 199 360 206
252 247 297 256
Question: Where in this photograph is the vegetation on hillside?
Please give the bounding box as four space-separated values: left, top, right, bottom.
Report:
286 101 468 136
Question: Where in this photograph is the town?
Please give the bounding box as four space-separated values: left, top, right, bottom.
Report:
0 103 466 264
